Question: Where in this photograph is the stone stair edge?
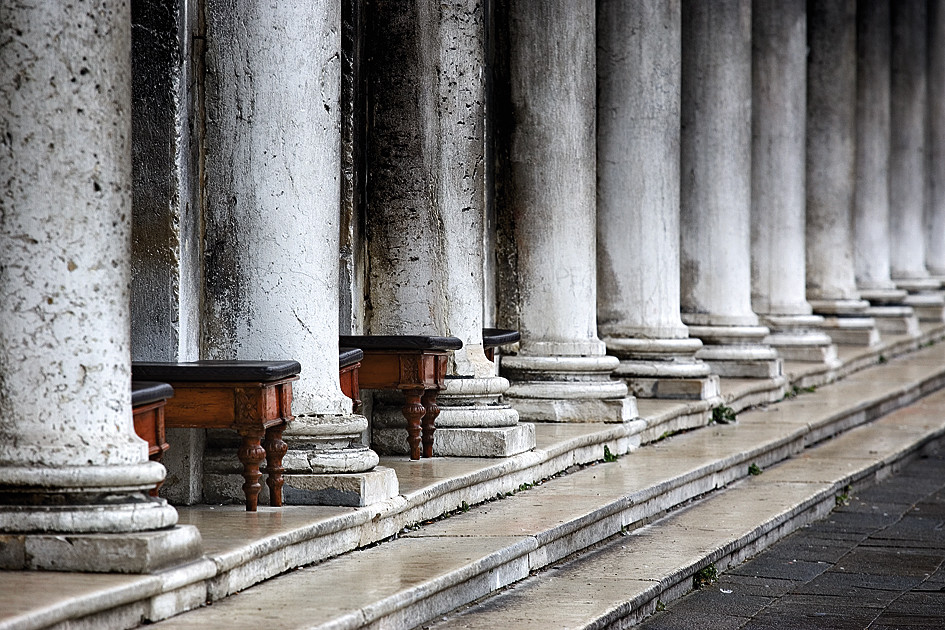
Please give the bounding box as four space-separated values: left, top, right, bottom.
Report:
429 421 945 630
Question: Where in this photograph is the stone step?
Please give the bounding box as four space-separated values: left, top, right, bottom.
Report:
140 342 945 630
424 390 945 629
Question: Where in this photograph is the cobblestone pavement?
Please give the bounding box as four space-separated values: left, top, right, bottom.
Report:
637 446 945 630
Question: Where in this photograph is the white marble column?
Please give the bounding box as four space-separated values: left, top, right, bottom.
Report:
927 2 945 280
806 0 880 345
853 0 920 336
596 0 718 400
679 0 782 378
750 0 840 363
200 1 396 506
362 0 534 457
496 0 638 423
0 0 200 571
889 0 945 322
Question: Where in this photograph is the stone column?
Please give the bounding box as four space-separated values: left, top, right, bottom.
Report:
750 0 840 363
0 0 200 571
806 0 880 345
679 0 782 378
363 0 534 457
854 0 919 336
927 2 945 280
201 1 396 506
596 0 718 400
888 0 945 322
495 0 638 423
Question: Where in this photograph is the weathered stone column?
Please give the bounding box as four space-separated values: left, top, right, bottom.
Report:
806 0 880 345
887 0 945 322
0 0 200 571
597 0 718 400
889 0 933 289
750 0 840 363
680 0 782 378
927 2 945 281
201 1 397 506
496 0 638 423
854 0 919 336
363 0 534 457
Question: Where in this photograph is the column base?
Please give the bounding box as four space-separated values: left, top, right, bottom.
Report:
0 525 202 573
686 325 782 378
894 277 942 292
859 287 909 305
374 424 536 457
604 336 718 400
903 292 945 323
761 314 839 364
204 412 390 506
618 374 721 400
866 305 921 336
816 316 881 346
0 462 177 533
204 467 399 508
371 376 534 456
501 354 638 423
808 298 871 316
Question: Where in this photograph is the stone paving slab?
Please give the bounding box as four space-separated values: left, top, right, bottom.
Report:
637 450 945 630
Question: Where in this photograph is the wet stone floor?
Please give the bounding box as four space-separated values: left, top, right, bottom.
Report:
638 449 945 630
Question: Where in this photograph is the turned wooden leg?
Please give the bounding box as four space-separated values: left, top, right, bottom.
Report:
237 429 267 511
421 389 440 458
402 389 425 460
262 421 288 507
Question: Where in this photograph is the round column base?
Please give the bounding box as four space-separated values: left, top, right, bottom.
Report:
686 324 782 378
760 314 840 364
859 287 909 305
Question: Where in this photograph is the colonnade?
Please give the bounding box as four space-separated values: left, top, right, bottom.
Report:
3 0 945 572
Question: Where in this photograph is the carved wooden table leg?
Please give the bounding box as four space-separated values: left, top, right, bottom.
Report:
421 388 440 458
238 428 267 511
402 389 426 460
263 421 288 507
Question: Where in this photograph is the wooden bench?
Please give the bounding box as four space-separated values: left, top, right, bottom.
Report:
339 347 364 412
131 360 301 511
339 335 462 460
131 381 173 497
482 328 521 362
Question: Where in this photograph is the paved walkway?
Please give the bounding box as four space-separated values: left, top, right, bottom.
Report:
638 445 945 630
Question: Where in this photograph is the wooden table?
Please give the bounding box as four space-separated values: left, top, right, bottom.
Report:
339 335 462 460
131 360 301 511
